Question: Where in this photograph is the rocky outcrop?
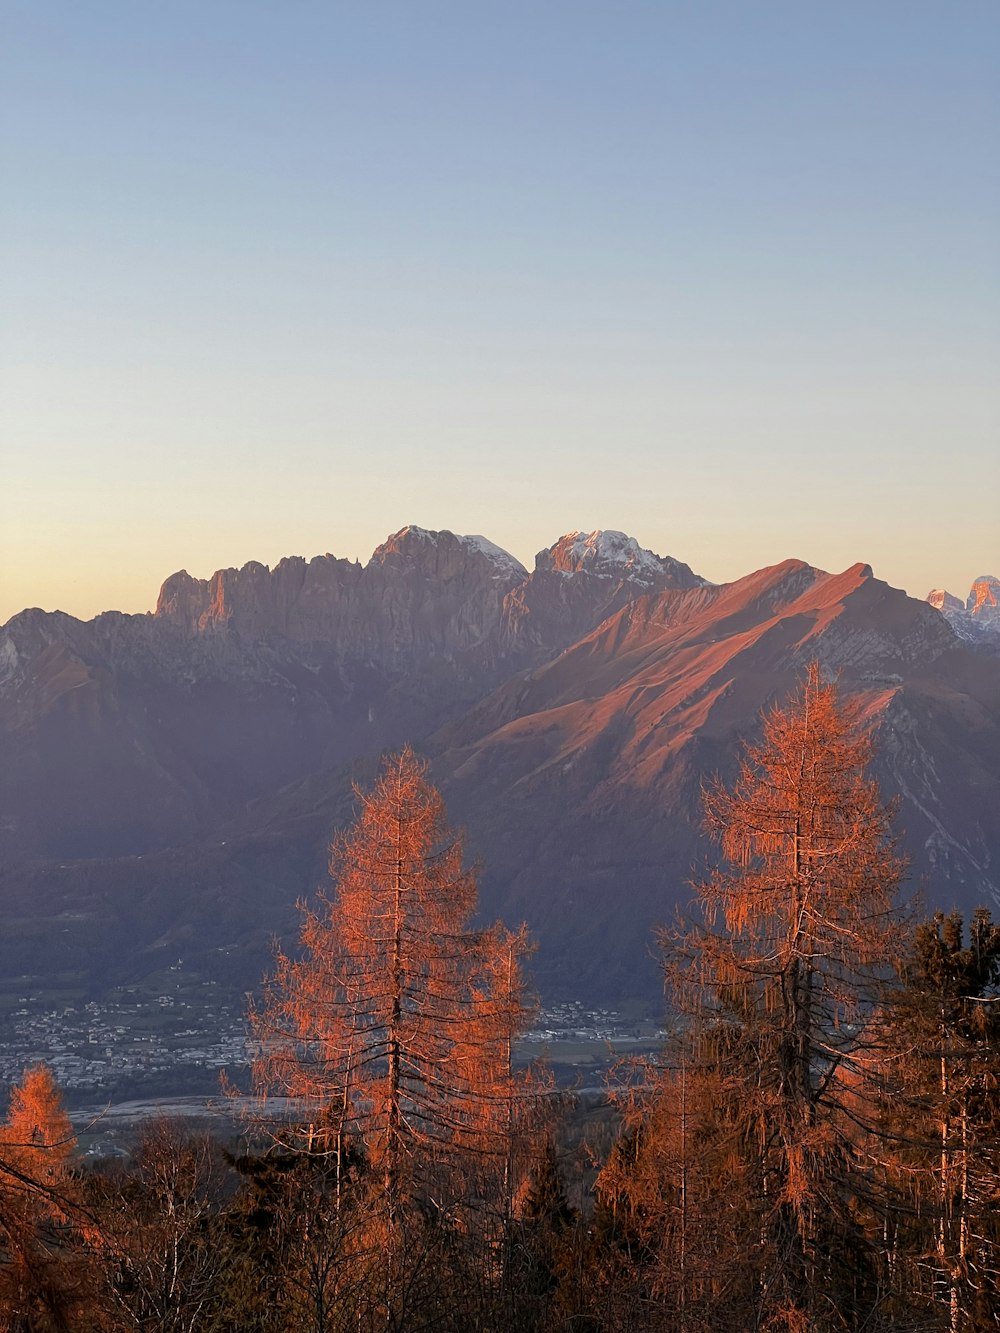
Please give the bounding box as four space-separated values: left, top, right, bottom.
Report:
153 526 704 668
536 529 705 588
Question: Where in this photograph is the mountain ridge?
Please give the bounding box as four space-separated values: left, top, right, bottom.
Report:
2 531 998 1019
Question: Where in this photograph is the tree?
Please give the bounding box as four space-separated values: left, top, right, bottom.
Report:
660 663 906 1330
206 1141 372 1333
2 1065 76 1196
90 1119 226 1332
883 910 1000 1331
508 1134 578 1320
596 1050 765 1331
251 747 534 1222
0 1064 88 1331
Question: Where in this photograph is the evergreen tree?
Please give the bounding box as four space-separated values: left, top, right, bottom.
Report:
884 910 1000 1332
512 1135 578 1305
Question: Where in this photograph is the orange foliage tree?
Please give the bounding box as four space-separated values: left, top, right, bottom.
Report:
660 663 907 1330
2 1064 76 1196
0 1063 85 1328
251 747 534 1218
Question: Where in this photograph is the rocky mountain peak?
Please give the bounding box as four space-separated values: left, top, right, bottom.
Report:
968 575 1000 618
151 528 531 660
535 530 705 589
926 588 964 613
156 569 210 624
368 526 527 583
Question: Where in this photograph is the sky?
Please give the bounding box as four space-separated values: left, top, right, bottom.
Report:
1 1 998 623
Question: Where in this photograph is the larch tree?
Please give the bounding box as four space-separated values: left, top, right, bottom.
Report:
660 662 906 1331
251 747 534 1222
0 1063 86 1329
1 1064 76 1197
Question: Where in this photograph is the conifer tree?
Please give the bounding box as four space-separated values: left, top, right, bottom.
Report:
884 910 1000 1331
251 747 534 1220
2 1064 76 1198
594 1039 774 1331
513 1135 577 1299
660 663 906 1331
0 1064 85 1330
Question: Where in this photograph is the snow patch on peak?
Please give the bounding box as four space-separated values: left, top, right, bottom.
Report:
400 524 434 540
570 530 662 577
455 534 528 580
539 529 706 589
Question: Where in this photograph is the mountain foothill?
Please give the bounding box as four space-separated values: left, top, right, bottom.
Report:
2 526 998 1010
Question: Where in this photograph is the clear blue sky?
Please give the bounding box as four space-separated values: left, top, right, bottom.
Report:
2 1 997 622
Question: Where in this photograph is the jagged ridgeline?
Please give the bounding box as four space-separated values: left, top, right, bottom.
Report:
1 527 998 1017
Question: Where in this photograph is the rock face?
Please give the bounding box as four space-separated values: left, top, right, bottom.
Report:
926 575 1000 653
3 532 1000 1016
155 527 526 661
968 575 1000 617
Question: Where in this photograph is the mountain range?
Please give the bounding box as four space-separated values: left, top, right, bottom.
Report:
2 528 998 1012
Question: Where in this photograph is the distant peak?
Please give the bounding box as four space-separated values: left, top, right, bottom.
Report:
369 526 527 580
537 530 705 589
925 576 999 620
